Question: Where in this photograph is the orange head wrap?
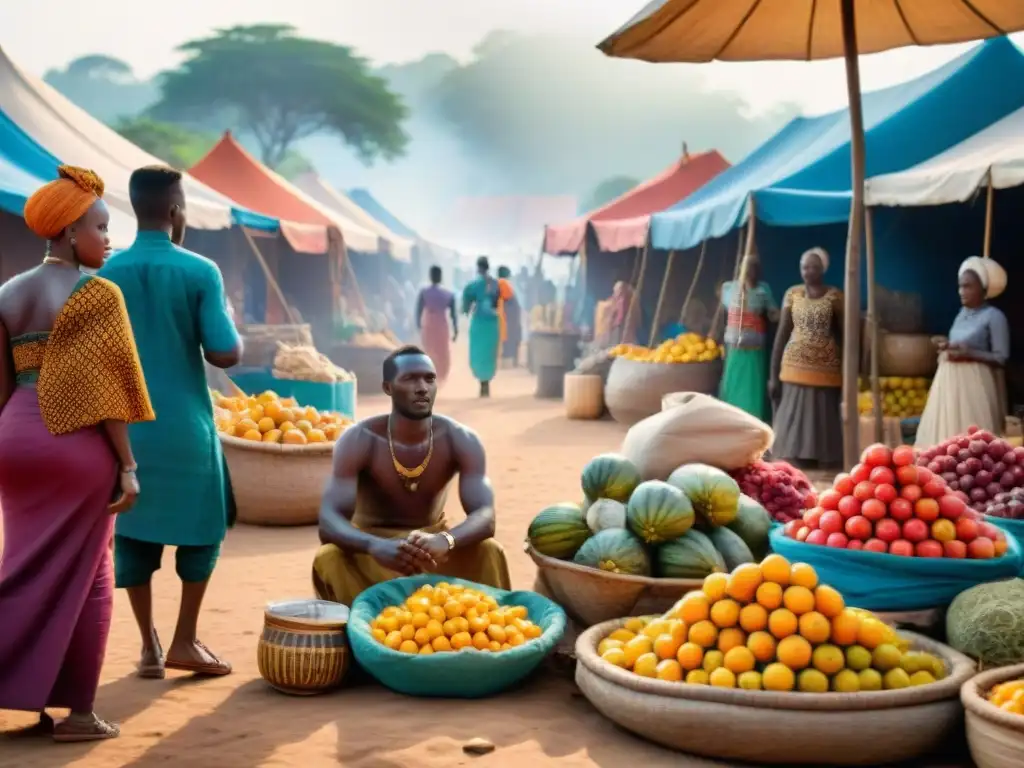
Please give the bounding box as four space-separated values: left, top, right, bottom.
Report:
23 165 105 240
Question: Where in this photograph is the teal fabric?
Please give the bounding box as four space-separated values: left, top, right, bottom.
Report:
113 535 221 588
100 231 239 547
462 277 500 383
335 379 356 420
987 518 1024 575
349 574 566 698
720 347 770 422
769 526 1023 611
229 369 356 418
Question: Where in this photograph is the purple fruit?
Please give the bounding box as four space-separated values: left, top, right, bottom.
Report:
947 444 960 457
1001 471 1017 488
981 455 995 473
959 449 972 462
987 482 1004 499
1013 465 1024 483
976 470 993 487
970 440 988 456
942 472 958 484
949 480 960 491
960 475 975 491
971 487 989 503
989 503 1007 518
994 461 1007 476
959 437 971 449
989 440 1008 459
967 457 983 474
956 462 970 477
1004 450 1018 465
928 460 942 474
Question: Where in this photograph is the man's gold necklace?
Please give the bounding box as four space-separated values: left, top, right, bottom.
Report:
388 416 433 492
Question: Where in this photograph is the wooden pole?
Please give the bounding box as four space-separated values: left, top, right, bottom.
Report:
865 206 882 443
983 168 994 259
709 200 755 340
649 250 677 347
241 227 300 326
841 0 867 468
622 242 649 345
679 240 708 327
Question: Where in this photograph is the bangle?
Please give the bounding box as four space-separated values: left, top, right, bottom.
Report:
440 531 456 551
121 464 138 474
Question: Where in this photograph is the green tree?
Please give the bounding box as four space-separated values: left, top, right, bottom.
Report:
580 175 640 213
149 24 408 169
45 55 158 123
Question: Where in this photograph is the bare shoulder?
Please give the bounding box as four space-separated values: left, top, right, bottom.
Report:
438 415 485 464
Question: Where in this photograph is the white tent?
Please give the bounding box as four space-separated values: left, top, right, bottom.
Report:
866 106 1024 207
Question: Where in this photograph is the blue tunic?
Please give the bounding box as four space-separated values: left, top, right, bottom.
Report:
462 276 500 383
99 231 240 546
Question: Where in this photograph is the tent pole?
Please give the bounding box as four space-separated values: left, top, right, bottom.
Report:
865 206 882 443
242 227 300 326
679 240 708 328
841 0 867 467
649 250 676 347
623 242 649 345
710 199 755 340
983 168 994 259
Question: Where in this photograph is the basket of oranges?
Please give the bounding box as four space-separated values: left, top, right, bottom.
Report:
212 390 353 526
348 575 566 698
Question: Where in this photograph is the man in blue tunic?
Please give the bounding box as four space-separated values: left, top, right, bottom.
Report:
100 166 242 678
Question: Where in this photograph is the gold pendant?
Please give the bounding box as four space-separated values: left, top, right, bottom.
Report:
407 480 418 492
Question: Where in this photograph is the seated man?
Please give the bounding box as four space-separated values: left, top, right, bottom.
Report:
312 346 511 605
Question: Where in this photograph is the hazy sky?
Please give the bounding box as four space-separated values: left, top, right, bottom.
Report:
3 0 1020 115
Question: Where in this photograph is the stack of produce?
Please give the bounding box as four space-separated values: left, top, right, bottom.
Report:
369 581 543 654
596 556 948 691
947 579 1024 668
986 677 1024 714
784 443 1010 559
730 460 817 524
527 453 774 578
857 377 930 419
272 342 355 383
609 332 722 364
213 390 353 445
916 426 1024 512
530 303 574 333
984 487 1024 520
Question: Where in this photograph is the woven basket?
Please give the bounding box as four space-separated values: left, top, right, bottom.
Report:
220 434 334 526
961 662 1024 768
526 544 703 627
575 619 975 764
605 357 722 426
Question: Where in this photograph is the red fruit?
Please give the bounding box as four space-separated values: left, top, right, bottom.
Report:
875 518 902 543
864 538 889 553
850 463 871 484
819 510 844 536
796 526 811 542
804 493 818 510
837 495 862 520
826 532 850 548
869 466 896 486
915 540 944 558
995 537 1009 557
943 540 968 559
902 518 929 543
874 483 898 504
979 522 1002 541
914 498 940 523
900 484 923 503
854 481 877 502
806 529 828 546
892 445 916 467
847 540 864 551
889 498 914 522
862 443 893 468
834 473 855 496
889 539 914 557
818 489 842 511
916 467 935 486
930 519 956 543
922 478 947 499
967 537 996 559
955 517 979 542
783 519 802 539
803 508 823 530
896 465 920 487
845 515 872 541
861 498 887 522
937 494 966 520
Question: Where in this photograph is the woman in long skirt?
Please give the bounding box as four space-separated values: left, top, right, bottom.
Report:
462 256 511 397
770 247 844 467
415 265 456 382
0 167 154 741
916 257 1009 446
497 266 522 367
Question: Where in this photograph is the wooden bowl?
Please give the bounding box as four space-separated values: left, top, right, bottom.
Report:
257 599 351 696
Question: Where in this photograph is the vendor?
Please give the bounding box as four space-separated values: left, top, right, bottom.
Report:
312 346 511 606
916 256 1009 447
609 280 640 344
497 265 522 367
719 252 779 421
769 247 844 467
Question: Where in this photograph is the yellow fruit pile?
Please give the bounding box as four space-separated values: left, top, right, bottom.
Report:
370 582 543 654
988 678 1024 714
212 390 353 445
857 376 930 419
609 332 722 364
596 555 947 691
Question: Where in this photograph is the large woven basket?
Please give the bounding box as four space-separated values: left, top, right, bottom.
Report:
526 544 702 627
575 619 975 765
220 434 334 526
605 357 722 426
961 662 1024 768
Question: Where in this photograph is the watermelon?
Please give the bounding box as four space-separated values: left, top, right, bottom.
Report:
667 463 740 527
727 494 773 559
573 529 650 576
581 453 642 503
626 480 695 544
586 498 627 533
655 530 726 579
706 526 755 570
528 502 592 559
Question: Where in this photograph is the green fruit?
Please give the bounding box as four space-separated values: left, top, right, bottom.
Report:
883 668 912 689
572 528 650 576
527 502 592 559
858 669 883 691
626 480 695 544
832 669 861 692
797 669 829 693
581 453 642 503
909 671 937 686
706 526 755 570
872 643 903 671
845 645 872 672
899 651 927 675
726 494 773 559
654 529 727 579
667 463 740 526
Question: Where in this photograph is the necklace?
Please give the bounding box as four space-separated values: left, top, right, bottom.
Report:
388 416 433 492
41 256 67 266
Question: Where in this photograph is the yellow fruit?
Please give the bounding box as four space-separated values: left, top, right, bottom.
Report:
909 671 937 687
656 659 683 681
739 603 769 633
472 632 490 650
755 581 784 610
294 419 314 434
747 631 777 663
798 668 830 693
813 585 845 618
883 668 911 690
372 628 387 644
768 608 798 639
624 617 648 633
677 592 711 624
811 644 845 675
654 633 683 661
598 638 625 656
242 429 262 441
737 670 763 690
717 627 747 654
234 418 259 435
798 611 832 644
724 646 756 674
759 554 791 585
762 663 796 691
278 420 296 434
608 628 636 644
702 650 725 673
856 618 890 650
710 599 741 629
789 562 819 589
845 645 873 671
830 609 862 646
858 668 883 691
832 669 861 692
282 429 307 445
703 573 729 602
418 644 434 655
633 652 659 677
726 563 763 602
623 635 655 667
487 624 507 644
709 667 737 688
872 643 903 672
777 635 813 670
450 631 472 650
602 647 628 668
257 416 276 433
676 642 704 671
642 619 670 639
399 640 419 654
686 669 710 685
414 628 431 647
688 620 719 648
306 428 327 443
783 585 816 615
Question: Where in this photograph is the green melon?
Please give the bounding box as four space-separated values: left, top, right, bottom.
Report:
528 502 592 559
667 463 740 527
707 526 755 571
581 453 642 503
626 480 695 544
573 528 650 576
727 494 774 559
655 530 726 579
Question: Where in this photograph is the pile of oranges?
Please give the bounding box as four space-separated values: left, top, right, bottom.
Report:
370 582 544 654
609 332 722 364
212 390 353 445
597 556 947 692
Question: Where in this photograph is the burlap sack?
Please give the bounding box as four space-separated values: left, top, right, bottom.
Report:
961 663 1024 768
621 391 773 480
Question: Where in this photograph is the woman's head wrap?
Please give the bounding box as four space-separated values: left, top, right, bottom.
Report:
959 256 1007 299
23 166 104 240
800 247 829 272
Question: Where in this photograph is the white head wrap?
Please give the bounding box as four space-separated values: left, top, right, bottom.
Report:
958 256 1007 299
801 247 829 273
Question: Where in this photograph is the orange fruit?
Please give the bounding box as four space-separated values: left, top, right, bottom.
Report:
702 650 725 672
724 646 756 674
811 644 845 675
726 563 763 601
523 623 542 640
418 644 434 655
759 554 792 585
686 669 710 685
665 619 687 644
642 619 670 639
688 620 719 649
262 428 283 443
676 642 704 671
747 631 777 663
656 659 683 682
755 581 784 610
703 573 729 602
234 418 259 435
677 592 711 624
282 428 307 445
257 416 276 433
762 662 796 691
294 419 314 434
399 624 415 642
633 652 659 677
783 586 816 616
414 627 432 647
813 584 845 618
442 618 460 637
717 627 747 654
768 608 798 639
856 618 889 650
384 631 404 650
776 635 813 670
831 609 862 646
277 420 296 434
709 667 737 688
450 631 472 650
789 562 819 589
623 635 655 667
798 611 832 644
306 428 327 443
444 601 465 619
739 603 768 633
242 429 262 442
472 632 490 650
710 598 741 628
487 624 507 644
654 633 683 661
372 628 387 644
608 628 635 644
398 640 419 654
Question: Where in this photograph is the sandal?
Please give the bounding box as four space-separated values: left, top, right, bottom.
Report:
53 714 119 743
137 642 166 679
165 640 232 676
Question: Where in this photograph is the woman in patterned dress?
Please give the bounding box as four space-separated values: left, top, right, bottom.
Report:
769 247 844 467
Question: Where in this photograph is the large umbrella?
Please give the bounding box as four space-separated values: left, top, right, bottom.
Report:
599 0 1024 467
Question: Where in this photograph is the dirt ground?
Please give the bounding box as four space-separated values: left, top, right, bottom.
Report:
0 344 971 768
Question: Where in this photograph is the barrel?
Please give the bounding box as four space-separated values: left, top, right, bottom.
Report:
257 599 351 695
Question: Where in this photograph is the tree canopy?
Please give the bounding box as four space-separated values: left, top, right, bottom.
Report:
45 55 157 123
149 24 408 169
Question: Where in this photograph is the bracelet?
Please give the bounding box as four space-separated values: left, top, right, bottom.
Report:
440 531 456 551
121 464 138 474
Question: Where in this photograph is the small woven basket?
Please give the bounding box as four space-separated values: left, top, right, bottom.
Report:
961 662 1024 768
